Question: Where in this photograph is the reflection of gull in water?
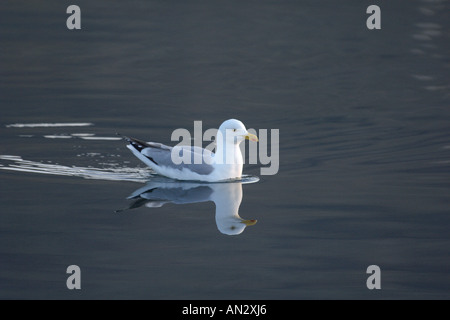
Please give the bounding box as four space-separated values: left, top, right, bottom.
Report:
119 178 258 235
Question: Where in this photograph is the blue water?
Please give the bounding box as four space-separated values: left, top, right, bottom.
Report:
0 0 449 299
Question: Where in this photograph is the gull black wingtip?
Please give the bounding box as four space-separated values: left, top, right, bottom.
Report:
116 133 132 143
119 135 156 160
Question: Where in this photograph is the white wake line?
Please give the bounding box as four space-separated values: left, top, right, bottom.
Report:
0 155 153 183
6 122 94 128
43 135 122 140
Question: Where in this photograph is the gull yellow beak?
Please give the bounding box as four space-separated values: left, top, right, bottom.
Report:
241 219 257 226
245 133 259 142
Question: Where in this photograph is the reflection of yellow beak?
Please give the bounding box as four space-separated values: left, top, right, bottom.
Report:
245 133 259 142
241 219 257 226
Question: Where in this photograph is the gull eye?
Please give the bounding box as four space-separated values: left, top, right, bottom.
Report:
233 129 236 132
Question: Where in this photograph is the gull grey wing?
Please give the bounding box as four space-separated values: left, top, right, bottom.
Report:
142 145 215 175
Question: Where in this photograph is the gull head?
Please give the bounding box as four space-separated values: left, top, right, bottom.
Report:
218 119 259 145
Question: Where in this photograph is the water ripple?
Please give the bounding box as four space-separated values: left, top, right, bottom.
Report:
0 155 153 183
6 122 94 128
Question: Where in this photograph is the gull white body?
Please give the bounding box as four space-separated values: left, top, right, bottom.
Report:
123 119 258 182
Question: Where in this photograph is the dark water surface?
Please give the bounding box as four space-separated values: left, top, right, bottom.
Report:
1 0 449 299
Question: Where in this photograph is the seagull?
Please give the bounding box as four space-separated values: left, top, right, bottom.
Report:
120 119 258 182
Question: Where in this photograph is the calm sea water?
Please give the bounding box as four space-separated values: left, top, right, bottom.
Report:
0 0 449 299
